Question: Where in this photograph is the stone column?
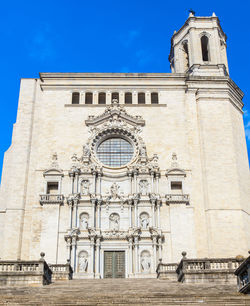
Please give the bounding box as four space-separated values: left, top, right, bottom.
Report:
68 200 73 229
151 200 156 227
128 200 132 228
128 172 133 194
90 237 95 276
134 236 139 274
98 173 102 195
133 171 138 193
91 198 96 228
157 201 161 228
72 236 77 272
69 171 74 194
152 236 157 272
95 237 101 278
128 236 133 276
74 169 80 194
156 173 160 194
158 237 162 259
74 198 79 228
150 171 155 193
97 200 101 229
134 200 138 227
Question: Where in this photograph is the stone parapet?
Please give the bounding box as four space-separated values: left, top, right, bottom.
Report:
156 261 178 281
0 260 52 286
49 263 73 281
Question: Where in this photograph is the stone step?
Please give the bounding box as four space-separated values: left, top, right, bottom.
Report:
0 279 249 305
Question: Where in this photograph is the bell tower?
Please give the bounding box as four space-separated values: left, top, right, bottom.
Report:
169 12 229 76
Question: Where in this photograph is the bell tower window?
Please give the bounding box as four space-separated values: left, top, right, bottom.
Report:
201 35 209 62
182 41 189 70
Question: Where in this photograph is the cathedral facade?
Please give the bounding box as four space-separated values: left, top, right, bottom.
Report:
0 13 249 279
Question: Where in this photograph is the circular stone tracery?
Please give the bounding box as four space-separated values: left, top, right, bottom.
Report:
96 137 134 167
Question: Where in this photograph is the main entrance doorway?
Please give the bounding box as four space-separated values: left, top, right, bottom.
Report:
104 251 125 278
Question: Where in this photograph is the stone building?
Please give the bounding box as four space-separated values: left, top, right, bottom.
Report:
0 13 249 279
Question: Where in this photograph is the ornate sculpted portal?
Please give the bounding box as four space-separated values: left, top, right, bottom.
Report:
65 100 163 278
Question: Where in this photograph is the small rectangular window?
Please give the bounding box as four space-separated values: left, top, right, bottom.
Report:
85 92 93 104
138 92 145 104
151 92 158 104
47 182 59 194
171 182 182 194
98 92 106 104
125 92 132 104
72 92 80 104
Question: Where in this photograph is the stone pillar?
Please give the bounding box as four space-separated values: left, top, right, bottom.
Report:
158 237 162 259
69 171 74 194
129 200 132 228
68 200 73 229
97 200 101 229
72 236 77 272
134 236 139 274
151 200 156 227
128 236 133 276
91 198 96 228
157 201 161 228
152 236 157 272
128 172 133 194
74 198 79 228
156 173 160 194
150 172 154 193
133 171 138 193
90 237 95 276
95 237 101 278
134 200 138 227
98 173 102 195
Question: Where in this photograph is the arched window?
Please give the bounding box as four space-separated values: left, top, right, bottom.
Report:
125 92 132 104
98 92 106 104
138 92 145 104
201 35 209 62
182 41 189 70
151 92 158 104
72 92 79 104
85 92 93 104
112 92 119 102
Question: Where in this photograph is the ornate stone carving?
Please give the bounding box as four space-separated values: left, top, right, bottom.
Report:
109 213 120 230
78 251 88 272
141 251 151 272
81 180 90 195
80 213 89 230
140 212 149 229
139 180 149 195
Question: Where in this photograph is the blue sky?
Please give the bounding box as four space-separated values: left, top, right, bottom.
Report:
0 0 249 182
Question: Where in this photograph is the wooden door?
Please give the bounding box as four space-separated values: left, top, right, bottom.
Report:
104 251 125 278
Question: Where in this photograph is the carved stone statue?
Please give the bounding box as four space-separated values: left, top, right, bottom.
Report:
139 180 149 195
140 213 149 229
109 213 120 230
140 145 147 157
79 252 88 272
110 183 120 200
81 180 90 195
83 145 90 157
141 251 151 272
80 213 89 230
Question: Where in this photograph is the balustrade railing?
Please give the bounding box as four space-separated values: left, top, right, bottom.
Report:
39 194 64 205
165 194 189 204
49 263 73 280
176 255 240 282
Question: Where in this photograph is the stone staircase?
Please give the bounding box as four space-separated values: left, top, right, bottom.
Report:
0 279 250 305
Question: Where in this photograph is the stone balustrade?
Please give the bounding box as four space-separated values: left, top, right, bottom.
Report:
0 257 52 286
156 261 178 281
39 194 64 205
176 252 240 284
165 194 189 204
49 263 73 281
234 252 250 294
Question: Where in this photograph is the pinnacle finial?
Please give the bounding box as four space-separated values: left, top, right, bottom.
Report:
212 12 216 17
189 9 195 17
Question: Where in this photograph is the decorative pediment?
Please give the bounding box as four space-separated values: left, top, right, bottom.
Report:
43 168 64 177
85 99 145 128
165 168 186 177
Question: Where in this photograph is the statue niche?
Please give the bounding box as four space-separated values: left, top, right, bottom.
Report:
140 212 149 229
141 250 151 273
109 213 120 231
81 180 90 195
80 213 89 230
78 251 88 272
139 180 149 195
